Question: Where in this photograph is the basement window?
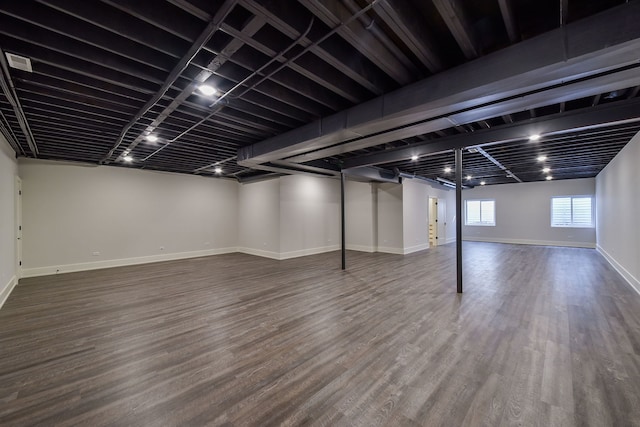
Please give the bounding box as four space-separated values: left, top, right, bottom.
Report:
465 199 495 226
551 196 594 228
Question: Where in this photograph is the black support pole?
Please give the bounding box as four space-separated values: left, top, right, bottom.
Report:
341 172 346 270
455 148 463 293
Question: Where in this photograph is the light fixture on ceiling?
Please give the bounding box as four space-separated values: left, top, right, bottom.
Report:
198 84 218 96
537 155 547 162
529 134 541 141
466 175 472 180
480 181 486 185
546 176 553 180
123 155 133 163
444 166 452 173
542 167 551 173
467 147 479 153
411 155 419 161
146 134 158 143
214 167 222 174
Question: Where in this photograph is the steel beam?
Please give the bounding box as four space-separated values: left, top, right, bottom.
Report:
342 97 640 168
237 2 640 169
341 172 346 270
455 148 462 293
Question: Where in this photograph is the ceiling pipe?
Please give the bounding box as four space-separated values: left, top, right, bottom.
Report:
100 0 239 164
475 147 523 182
141 16 316 163
144 0 385 168
0 47 38 156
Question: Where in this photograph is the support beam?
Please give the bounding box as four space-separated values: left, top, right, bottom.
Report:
340 172 346 270
342 98 640 168
238 2 640 169
455 148 463 293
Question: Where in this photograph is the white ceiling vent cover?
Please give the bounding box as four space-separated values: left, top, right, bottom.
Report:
5 53 32 73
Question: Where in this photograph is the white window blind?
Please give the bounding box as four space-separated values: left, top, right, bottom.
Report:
465 200 495 226
551 196 593 227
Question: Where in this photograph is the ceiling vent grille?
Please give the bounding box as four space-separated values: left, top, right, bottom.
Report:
5 53 32 72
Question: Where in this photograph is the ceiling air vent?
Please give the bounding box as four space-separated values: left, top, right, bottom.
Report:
5 53 32 72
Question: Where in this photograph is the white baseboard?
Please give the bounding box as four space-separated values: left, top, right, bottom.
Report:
237 245 340 260
0 275 18 310
279 245 339 260
236 247 281 260
445 237 456 244
463 237 596 249
403 243 430 255
376 246 405 255
21 247 238 278
597 245 640 296
345 244 375 253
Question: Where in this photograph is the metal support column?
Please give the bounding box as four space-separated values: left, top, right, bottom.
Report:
341 172 346 270
455 148 463 293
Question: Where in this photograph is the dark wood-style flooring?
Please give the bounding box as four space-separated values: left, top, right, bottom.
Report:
1 242 640 426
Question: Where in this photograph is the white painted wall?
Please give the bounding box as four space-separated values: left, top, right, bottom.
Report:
462 178 596 248
596 132 640 292
19 160 239 276
402 179 429 253
402 178 456 253
280 175 340 258
376 183 404 253
0 137 18 308
345 179 376 252
238 178 280 259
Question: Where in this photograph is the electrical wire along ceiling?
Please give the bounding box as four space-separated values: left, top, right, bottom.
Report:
1 0 639 186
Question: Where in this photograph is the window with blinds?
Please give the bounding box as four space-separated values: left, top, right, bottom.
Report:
465 199 495 226
551 196 594 227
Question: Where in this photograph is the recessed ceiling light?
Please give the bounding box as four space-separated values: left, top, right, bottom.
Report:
529 134 541 141
542 167 551 173
466 175 472 180
123 155 133 163
146 134 158 143
214 167 222 174
198 85 218 96
411 155 418 161
537 155 547 162
546 176 553 180
480 181 486 185
444 166 452 173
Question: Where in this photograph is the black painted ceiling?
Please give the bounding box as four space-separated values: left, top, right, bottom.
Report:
0 0 638 186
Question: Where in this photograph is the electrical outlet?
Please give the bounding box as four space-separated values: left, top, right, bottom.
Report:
160 246 165 251
92 251 100 256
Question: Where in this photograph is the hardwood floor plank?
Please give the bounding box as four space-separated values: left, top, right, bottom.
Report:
1 242 640 426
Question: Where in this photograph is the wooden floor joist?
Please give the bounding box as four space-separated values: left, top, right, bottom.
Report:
1 242 639 426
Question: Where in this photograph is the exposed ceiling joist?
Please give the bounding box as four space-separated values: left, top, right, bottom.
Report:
238 2 640 169
342 98 640 168
432 0 478 58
